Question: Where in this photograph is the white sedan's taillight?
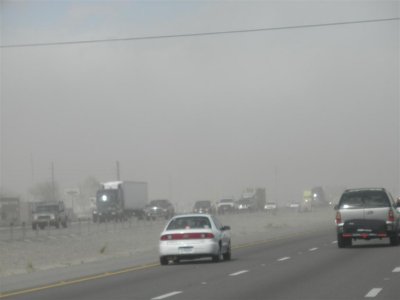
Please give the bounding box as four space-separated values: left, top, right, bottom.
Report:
161 233 214 240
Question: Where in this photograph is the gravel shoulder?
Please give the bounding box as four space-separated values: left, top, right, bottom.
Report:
0 207 335 294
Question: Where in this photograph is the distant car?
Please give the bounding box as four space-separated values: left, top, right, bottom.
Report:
335 188 400 248
299 199 312 212
143 199 175 220
193 200 214 214
287 202 300 210
217 199 236 214
264 202 278 214
159 213 231 265
237 198 257 212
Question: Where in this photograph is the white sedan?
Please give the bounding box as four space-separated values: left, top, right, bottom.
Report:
159 213 231 265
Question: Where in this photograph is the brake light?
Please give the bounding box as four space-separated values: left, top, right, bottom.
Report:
335 211 342 224
388 209 395 222
160 232 214 240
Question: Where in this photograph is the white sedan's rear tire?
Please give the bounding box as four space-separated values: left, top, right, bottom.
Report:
223 243 231 261
212 245 222 262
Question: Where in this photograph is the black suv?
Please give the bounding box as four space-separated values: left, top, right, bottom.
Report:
193 200 215 214
144 199 175 220
335 188 400 248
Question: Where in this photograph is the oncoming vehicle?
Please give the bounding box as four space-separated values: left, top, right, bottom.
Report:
239 187 266 211
143 199 175 220
264 202 278 214
299 190 312 212
237 198 257 212
159 214 231 265
335 188 400 248
217 199 236 214
93 181 147 222
287 201 300 210
31 201 68 230
193 200 214 214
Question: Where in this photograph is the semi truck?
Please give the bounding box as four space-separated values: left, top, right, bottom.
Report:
311 186 328 206
238 187 266 212
92 181 148 222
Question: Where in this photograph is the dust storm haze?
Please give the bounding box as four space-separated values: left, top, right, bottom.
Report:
1 1 399 209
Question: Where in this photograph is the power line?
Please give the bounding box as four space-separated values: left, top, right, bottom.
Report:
1 17 399 48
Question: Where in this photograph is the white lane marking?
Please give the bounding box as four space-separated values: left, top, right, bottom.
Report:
229 270 249 276
309 247 318 251
392 267 400 272
151 291 183 300
365 288 382 298
332 241 337 244
277 257 291 262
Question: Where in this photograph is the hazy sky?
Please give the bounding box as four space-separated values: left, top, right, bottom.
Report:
1 1 399 208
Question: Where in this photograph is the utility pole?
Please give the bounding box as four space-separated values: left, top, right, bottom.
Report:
169 175 173 200
51 161 56 201
116 161 120 180
30 152 35 185
274 166 279 205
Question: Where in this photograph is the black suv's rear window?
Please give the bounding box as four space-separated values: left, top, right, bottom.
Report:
339 190 390 209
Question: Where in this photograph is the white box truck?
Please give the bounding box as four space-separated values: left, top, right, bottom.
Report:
93 181 148 222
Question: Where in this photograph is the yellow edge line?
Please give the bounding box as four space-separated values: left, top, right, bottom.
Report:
0 263 159 299
0 228 328 299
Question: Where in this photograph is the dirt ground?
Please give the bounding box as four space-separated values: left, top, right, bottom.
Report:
0 207 334 277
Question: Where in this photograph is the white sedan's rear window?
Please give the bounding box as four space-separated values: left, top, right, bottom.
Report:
167 217 211 230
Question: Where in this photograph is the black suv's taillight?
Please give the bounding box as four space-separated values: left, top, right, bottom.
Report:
335 211 342 224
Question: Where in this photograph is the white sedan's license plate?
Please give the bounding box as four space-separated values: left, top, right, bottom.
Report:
179 247 194 254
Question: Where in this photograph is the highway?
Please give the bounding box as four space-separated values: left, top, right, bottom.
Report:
3 228 400 300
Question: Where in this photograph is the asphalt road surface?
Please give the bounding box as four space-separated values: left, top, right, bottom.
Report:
2 228 400 300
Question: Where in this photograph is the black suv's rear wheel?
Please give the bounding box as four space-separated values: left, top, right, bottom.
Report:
160 256 168 265
390 232 399 246
337 234 352 248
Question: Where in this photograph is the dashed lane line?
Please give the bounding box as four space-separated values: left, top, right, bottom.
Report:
151 291 183 300
309 247 318 251
277 257 291 262
229 270 249 276
365 288 382 298
392 267 400 272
